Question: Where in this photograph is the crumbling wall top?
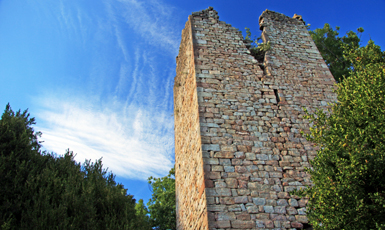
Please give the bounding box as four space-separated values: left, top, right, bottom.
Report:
191 6 219 20
259 9 305 30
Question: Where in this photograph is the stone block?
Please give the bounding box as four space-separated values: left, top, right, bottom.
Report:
246 205 259 214
212 165 224 171
221 145 237 151
202 144 220 151
298 207 306 215
274 206 286 214
245 152 256 160
224 166 235 172
288 198 299 207
256 220 265 228
217 212 236 221
277 199 289 206
228 204 242 212
214 151 234 158
215 220 230 228
263 206 274 213
206 188 218 197
207 205 226 212
295 215 308 223
291 222 303 228
231 220 255 229
234 196 248 204
236 212 251 220
235 166 247 173
286 206 298 215
216 188 231 196
203 158 219 165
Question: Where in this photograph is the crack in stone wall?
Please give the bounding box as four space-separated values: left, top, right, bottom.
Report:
174 7 336 230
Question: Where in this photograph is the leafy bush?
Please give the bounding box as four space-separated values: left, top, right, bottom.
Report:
298 40 385 229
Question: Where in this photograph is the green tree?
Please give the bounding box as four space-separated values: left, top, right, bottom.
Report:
310 23 364 83
0 104 144 230
298 40 385 229
147 167 176 230
135 199 151 230
0 104 42 229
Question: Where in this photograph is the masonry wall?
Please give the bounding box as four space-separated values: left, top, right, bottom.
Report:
174 7 336 230
174 16 209 230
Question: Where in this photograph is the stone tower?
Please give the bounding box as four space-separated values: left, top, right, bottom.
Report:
174 7 336 229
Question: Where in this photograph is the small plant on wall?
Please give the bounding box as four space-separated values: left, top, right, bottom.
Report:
244 27 271 63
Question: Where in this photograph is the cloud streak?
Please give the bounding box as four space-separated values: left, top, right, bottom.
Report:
106 0 180 55
34 95 174 180
28 0 178 181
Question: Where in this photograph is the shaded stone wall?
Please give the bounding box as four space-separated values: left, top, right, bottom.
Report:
174 16 209 230
174 7 336 229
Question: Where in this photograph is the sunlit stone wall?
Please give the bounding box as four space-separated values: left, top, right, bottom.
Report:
174 7 336 229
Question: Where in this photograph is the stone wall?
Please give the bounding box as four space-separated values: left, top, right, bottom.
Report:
174 7 336 229
174 16 209 230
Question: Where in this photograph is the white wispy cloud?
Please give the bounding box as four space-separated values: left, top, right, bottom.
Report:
29 0 178 181
101 0 179 108
106 0 180 55
34 94 174 180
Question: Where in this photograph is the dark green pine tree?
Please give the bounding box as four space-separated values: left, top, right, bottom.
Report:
0 104 149 230
0 104 43 229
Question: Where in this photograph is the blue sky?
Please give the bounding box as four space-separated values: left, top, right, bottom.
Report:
1 0 384 203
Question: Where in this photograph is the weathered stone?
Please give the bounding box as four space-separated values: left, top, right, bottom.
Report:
217 212 236 221
236 212 251 220
264 220 274 228
221 145 237 151
246 205 259 214
228 204 242 212
225 178 238 188
296 215 309 223
274 206 286 214
263 206 274 213
235 166 247 173
212 165 224 172
231 220 255 229
175 7 336 230
208 205 226 212
234 196 248 204
298 199 308 207
252 197 266 206
286 206 298 215
224 166 235 172
214 152 234 158
277 199 289 206
298 207 307 215
291 222 303 228
289 198 299 207
256 220 265 227
202 144 220 151
215 220 230 228
216 188 232 196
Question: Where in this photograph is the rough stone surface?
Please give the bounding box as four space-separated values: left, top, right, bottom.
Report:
174 7 336 230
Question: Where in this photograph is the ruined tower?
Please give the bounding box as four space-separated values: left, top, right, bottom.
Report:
174 7 336 229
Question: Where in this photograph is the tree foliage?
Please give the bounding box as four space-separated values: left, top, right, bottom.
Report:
135 199 152 230
147 167 176 230
0 104 148 230
310 23 364 83
298 40 385 229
